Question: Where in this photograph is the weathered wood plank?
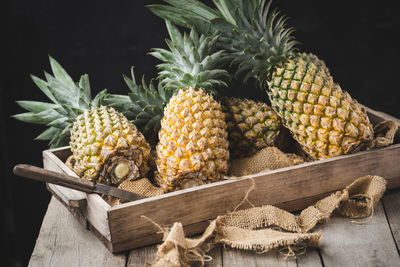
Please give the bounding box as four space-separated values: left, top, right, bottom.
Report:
222 248 297 267
43 149 86 208
107 144 400 252
319 202 400 267
43 108 400 253
44 148 112 243
127 245 157 267
205 247 222 267
86 193 111 241
381 188 400 253
296 249 323 267
126 242 222 266
28 197 125 267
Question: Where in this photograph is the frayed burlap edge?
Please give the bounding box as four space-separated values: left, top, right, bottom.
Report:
367 120 398 150
148 175 387 267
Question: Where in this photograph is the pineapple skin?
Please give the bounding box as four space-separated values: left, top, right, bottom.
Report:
70 106 152 185
156 87 229 192
268 54 374 159
222 97 281 159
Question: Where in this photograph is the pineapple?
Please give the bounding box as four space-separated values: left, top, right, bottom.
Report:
102 69 172 147
149 0 374 159
150 21 230 191
70 106 151 184
222 97 281 158
13 57 151 185
105 72 281 159
156 87 229 191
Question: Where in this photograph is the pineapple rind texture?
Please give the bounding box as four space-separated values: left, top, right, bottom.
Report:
156 87 229 192
222 97 281 159
70 106 152 185
268 54 374 159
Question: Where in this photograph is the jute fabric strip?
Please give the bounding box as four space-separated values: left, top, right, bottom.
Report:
148 175 386 267
228 147 304 177
367 120 398 150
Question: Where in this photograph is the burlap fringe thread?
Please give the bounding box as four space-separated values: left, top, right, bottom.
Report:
227 147 304 177
367 120 398 150
147 175 386 267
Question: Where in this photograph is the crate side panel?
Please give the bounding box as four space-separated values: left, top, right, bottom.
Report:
108 144 400 245
43 150 87 206
86 194 112 241
44 147 111 241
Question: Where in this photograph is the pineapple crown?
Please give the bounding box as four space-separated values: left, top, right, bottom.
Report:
148 0 298 87
105 21 231 145
102 68 172 145
13 56 107 148
149 20 231 95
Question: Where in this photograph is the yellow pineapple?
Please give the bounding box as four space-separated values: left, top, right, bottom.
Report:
70 106 151 185
13 57 151 185
268 55 372 158
156 87 229 191
150 21 230 191
149 0 374 159
222 97 281 158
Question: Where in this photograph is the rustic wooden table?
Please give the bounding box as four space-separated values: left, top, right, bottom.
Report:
28 188 400 267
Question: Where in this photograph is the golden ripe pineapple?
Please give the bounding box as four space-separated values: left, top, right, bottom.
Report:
150 21 230 191
222 97 281 158
70 106 151 185
105 69 281 160
14 57 151 185
268 55 373 158
156 87 229 191
150 0 374 159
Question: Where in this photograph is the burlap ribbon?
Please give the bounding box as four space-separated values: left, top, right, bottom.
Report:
367 120 398 150
227 147 304 177
147 175 386 267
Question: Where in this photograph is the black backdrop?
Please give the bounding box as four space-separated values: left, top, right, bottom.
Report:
1 0 399 265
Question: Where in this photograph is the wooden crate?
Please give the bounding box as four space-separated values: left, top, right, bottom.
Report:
43 106 400 253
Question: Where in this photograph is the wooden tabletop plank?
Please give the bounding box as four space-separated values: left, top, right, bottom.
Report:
318 201 400 267
29 190 400 266
126 238 223 266
222 248 297 267
296 249 323 267
28 197 126 267
381 188 400 253
127 245 157 267
205 247 223 267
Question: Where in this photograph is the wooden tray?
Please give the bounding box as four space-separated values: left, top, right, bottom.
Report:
43 105 400 253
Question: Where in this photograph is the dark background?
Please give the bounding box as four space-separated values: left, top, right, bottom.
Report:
1 0 399 265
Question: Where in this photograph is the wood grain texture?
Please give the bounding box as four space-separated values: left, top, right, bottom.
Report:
44 147 112 242
107 144 400 252
382 188 400 253
28 192 400 266
125 239 223 266
318 202 400 267
86 193 111 241
296 249 323 267
222 248 297 267
28 197 125 267
205 247 223 267
43 108 400 252
127 245 157 267
362 105 400 126
43 149 86 208
46 183 88 228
